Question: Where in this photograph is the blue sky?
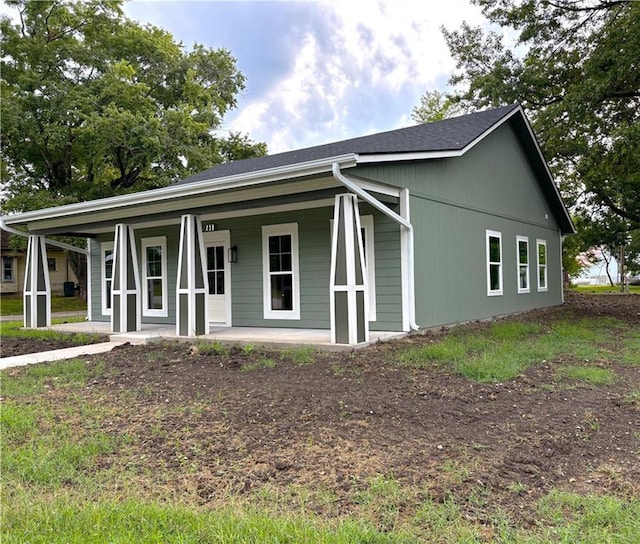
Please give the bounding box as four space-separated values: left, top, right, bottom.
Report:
123 0 486 154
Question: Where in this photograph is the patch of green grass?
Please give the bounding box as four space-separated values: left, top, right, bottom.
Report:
394 318 629 383
0 317 104 345
555 365 616 385
572 285 640 294
621 334 640 365
0 358 101 397
2 495 407 544
624 389 640 408
194 341 229 356
281 346 317 365
241 357 277 372
0 294 87 316
536 490 640 542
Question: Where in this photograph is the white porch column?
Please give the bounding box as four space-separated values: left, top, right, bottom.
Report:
176 214 208 337
330 194 369 345
111 224 141 333
23 235 51 328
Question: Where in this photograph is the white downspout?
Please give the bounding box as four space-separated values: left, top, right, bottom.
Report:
0 220 89 255
332 163 419 331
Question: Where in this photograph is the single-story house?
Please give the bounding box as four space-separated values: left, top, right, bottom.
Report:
0 104 574 344
0 229 79 296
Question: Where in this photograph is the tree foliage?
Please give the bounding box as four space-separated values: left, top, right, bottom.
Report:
437 0 639 275
411 89 466 124
0 0 267 214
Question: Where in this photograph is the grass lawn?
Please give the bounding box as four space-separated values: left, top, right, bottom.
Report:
572 284 640 294
2 298 639 543
0 294 87 316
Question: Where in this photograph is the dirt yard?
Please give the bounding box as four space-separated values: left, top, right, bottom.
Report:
4 293 640 526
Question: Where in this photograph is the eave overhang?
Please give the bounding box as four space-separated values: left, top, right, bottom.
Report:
1 105 574 236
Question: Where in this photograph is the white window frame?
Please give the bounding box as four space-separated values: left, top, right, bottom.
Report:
262 223 300 320
141 236 168 317
537 239 548 292
516 236 530 294
2 256 15 282
486 230 503 296
101 241 114 316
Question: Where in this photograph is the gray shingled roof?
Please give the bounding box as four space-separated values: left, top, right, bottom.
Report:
177 104 519 185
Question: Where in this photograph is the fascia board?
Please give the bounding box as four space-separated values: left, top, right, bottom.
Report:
1 154 358 226
514 108 576 234
357 106 521 164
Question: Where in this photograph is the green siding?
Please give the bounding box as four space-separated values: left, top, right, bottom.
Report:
212 206 403 331
354 121 563 328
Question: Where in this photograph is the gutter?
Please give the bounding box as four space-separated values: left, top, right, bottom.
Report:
1 154 358 226
332 163 419 331
0 220 88 255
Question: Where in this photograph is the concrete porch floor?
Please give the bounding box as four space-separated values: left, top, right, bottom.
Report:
47 321 406 350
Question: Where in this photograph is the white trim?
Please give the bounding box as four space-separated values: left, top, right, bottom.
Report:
537 238 548 292
355 180 401 198
331 164 418 331
329 195 369 344
175 215 209 336
516 235 530 294
141 236 168 317
1 154 358 225
357 107 521 165
203 230 232 327
101 241 114 316
111 224 142 332
262 223 300 320
23 236 51 328
329 214 377 322
87 238 93 321
399 189 411 332
486 230 503 296
201 199 336 222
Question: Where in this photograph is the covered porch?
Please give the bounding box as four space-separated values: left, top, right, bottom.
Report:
46 320 405 351
2 157 416 347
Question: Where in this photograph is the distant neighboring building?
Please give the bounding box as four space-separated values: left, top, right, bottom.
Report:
573 249 618 286
0 230 79 295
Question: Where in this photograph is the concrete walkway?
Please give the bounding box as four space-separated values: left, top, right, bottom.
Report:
0 341 126 370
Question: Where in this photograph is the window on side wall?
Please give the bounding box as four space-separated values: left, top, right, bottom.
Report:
537 239 548 292
486 230 503 296
262 223 300 320
517 236 530 294
101 242 114 315
2 257 15 282
142 236 168 317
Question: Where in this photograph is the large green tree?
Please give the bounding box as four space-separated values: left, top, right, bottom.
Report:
432 0 639 278
1 0 266 214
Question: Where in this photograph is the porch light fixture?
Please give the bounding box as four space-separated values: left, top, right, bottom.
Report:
228 246 238 263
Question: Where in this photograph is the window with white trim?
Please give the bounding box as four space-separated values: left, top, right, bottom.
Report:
537 239 548 292
2 257 15 282
101 242 114 315
262 223 300 320
486 230 503 296
516 236 530 294
142 236 168 317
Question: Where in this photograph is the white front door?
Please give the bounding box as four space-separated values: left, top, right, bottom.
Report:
204 231 231 326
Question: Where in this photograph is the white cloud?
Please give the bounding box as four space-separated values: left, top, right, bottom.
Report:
226 0 486 152
122 0 487 153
